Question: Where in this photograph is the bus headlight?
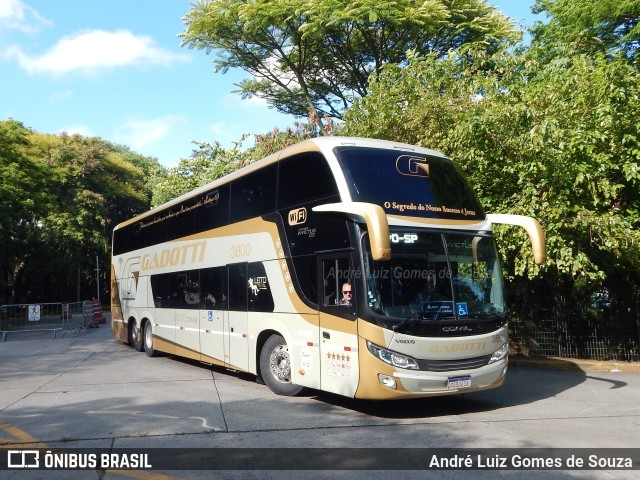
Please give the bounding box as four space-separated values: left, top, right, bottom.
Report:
489 342 509 364
366 341 419 370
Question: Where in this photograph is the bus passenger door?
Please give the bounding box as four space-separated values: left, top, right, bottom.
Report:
173 269 200 361
318 254 360 398
226 263 249 371
199 266 225 365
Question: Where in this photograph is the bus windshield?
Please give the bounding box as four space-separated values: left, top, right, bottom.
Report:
335 146 485 221
363 230 506 323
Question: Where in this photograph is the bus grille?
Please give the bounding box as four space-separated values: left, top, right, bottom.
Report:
416 354 493 372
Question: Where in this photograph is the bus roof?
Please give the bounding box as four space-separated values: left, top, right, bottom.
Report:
114 137 448 231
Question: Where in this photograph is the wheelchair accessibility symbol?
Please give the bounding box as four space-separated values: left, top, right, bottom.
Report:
208 311 213 322
456 302 469 317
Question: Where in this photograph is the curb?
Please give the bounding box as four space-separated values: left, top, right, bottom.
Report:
509 354 640 373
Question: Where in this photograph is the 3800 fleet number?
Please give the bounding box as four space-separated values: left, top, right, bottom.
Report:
231 243 251 258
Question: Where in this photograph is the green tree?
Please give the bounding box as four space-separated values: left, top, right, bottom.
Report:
0 121 157 303
531 0 640 63
343 50 640 293
41 134 152 301
152 140 245 206
0 120 51 303
180 0 519 127
244 116 333 164
102 142 170 208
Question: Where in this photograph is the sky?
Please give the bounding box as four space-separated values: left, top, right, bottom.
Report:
0 1 540 168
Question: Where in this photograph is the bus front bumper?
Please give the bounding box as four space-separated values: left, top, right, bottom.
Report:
356 358 508 400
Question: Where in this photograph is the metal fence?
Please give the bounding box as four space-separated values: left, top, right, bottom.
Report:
509 287 640 362
0 301 99 341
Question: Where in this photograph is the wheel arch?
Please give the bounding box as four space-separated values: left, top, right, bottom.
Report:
255 328 281 379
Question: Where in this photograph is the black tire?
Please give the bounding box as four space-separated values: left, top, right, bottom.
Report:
143 321 158 357
259 334 303 396
129 319 144 352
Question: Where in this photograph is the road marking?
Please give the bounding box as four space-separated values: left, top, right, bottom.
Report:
0 419 184 480
0 421 47 449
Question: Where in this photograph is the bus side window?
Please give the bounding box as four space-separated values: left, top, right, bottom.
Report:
175 270 200 309
200 267 225 310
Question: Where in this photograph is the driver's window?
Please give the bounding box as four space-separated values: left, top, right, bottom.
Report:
321 257 354 311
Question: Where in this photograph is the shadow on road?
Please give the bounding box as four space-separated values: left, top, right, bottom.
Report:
298 363 588 419
178 355 591 420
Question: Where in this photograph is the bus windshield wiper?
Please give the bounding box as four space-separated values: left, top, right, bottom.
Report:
393 314 423 332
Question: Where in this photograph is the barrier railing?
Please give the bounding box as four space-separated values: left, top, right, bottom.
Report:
0 300 102 341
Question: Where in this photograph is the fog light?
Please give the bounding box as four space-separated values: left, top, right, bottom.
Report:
378 374 397 390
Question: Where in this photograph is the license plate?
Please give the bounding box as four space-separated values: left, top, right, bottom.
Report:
447 376 471 390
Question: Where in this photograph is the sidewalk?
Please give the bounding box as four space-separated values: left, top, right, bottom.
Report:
509 353 640 373
0 312 113 357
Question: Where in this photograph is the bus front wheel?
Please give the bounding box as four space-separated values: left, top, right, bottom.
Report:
260 334 303 396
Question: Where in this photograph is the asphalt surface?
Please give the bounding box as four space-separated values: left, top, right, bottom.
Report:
0 314 638 480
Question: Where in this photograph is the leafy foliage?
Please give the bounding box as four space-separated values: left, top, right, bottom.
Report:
531 0 640 64
343 49 640 294
151 140 244 207
180 0 519 124
0 120 162 303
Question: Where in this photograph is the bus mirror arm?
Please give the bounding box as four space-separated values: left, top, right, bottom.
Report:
486 214 547 265
312 202 391 261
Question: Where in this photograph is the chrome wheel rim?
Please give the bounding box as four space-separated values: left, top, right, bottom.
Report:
144 324 152 348
269 345 291 383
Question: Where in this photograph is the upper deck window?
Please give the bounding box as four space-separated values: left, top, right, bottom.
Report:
278 152 339 208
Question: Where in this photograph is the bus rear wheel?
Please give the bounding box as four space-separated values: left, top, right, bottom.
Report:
260 334 303 396
143 321 158 357
129 319 143 352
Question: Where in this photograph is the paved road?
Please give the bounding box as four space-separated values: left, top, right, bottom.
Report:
0 317 638 479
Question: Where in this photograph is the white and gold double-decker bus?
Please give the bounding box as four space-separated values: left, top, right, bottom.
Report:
111 137 545 400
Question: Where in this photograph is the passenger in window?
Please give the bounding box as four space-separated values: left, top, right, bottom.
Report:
204 292 217 309
184 287 200 306
339 283 353 306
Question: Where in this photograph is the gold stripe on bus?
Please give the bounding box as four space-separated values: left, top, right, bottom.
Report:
199 352 226 368
152 336 235 370
277 138 322 159
172 217 314 314
113 321 128 343
354 336 411 400
153 336 176 355
320 312 358 336
356 319 388 347
110 266 125 316
173 344 201 362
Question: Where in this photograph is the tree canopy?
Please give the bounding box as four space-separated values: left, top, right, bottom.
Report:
343 47 640 298
180 0 519 126
0 120 164 303
531 0 640 63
